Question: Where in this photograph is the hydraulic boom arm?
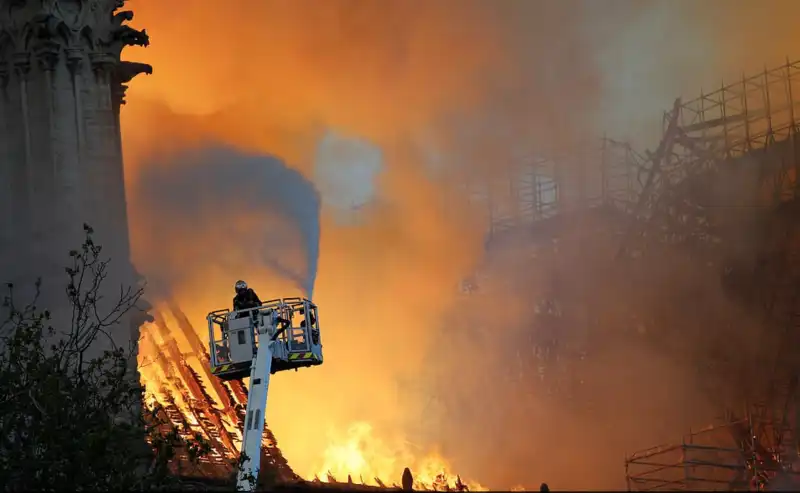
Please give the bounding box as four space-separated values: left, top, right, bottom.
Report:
207 299 323 490
237 322 274 491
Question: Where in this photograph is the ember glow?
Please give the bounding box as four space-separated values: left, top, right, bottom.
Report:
117 0 800 490
136 300 490 488
120 1 599 488
137 301 309 480
313 421 487 490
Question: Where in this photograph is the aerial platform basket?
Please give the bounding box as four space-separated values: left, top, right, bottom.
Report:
206 297 323 381
206 297 324 490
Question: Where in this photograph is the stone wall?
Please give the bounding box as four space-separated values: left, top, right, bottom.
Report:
0 0 151 356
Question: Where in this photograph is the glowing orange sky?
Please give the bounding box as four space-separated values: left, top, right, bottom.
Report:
119 0 800 487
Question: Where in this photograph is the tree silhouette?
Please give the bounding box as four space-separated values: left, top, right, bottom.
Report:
0 225 209 490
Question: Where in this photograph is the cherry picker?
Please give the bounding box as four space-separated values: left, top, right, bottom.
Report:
207 297 323 491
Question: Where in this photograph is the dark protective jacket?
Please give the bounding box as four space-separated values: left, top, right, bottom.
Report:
233 288 262 312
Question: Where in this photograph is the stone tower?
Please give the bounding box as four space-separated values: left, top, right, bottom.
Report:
0 0 151 350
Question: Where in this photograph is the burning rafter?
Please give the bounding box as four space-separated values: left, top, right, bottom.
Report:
138 302 482 490
138 302 298 482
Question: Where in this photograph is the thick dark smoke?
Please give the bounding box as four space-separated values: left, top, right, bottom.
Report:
412 212 771 489
131 146 320 299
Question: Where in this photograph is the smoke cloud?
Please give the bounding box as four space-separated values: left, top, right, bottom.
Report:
117 0 800 489
131 146 320 299
591 0 800 146
416 220 772 489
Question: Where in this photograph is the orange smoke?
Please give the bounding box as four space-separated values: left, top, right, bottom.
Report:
120 0 605 173
123 0 796 487
119 1 605 488
117 0 800 489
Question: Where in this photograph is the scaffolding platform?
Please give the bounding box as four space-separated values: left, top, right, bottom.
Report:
626 418 800 491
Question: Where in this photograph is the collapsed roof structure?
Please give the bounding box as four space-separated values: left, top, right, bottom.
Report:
452 59 800 491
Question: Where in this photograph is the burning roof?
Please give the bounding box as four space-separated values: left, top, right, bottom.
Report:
138 302 297 482
137 301 484 490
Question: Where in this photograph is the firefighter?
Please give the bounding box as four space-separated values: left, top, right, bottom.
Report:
233 280 262 318
299 306 319 344
299 307 316 328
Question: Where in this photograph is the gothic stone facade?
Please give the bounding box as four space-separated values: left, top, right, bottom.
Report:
0 0 151 352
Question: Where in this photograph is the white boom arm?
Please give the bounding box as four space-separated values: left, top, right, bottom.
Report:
237 319 275 491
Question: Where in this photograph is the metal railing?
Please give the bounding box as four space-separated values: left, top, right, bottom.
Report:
206 298 320 370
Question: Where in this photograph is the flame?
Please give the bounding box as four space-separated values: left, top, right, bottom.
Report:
137 302 258 474
312 421 487 491
136 300 494 488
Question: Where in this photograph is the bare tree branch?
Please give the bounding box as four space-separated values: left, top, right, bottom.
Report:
0 225 210 490
28 390 46 418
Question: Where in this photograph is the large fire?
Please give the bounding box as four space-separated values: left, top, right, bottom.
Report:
137 300 301 480
312 421 486 490
136 300 492 490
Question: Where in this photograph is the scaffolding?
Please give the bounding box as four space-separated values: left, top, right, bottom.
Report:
457 59 800 491
456 59 800 492
457 57 800 244
674 59 800 163
626 421 749 491
619 59 800 256
461 137 643 246
667 58 800 203
626 415 800 492
621 60 800 491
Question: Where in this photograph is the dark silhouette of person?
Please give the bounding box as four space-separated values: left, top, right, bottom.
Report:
402 467 413 491
233 280 262 319
299 307 317 328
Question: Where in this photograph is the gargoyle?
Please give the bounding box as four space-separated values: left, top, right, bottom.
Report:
115 60 152 84
113 25 149 48
112 10 134 28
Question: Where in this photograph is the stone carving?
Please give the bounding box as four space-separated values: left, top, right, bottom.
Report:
0 0 152 369
117 59 150 82
112 60 150 105
0 0 152 83
10 49 28 75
